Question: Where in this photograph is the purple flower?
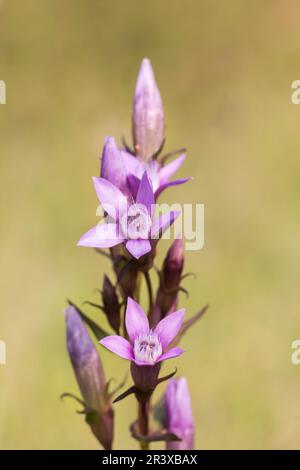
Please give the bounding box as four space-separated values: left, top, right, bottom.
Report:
77 171 179 259
100 136 189 200
99 297 184 366
65 305 114 449
132 58 164 162
165 377 195 450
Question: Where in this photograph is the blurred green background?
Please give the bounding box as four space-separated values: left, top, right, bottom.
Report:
1 0 300 449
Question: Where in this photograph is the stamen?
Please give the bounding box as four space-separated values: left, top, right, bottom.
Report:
120 204 151 239
133 331 162 365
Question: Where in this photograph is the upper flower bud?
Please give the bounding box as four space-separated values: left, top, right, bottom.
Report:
132 58 164 162
165 377 195 450
65 305 114 449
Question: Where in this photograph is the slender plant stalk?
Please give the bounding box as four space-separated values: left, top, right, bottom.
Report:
138 399 150 450
144 271 153 316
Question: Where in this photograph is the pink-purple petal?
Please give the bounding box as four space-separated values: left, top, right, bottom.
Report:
157 347 184 363
99 335 133 361
158 154 186 185
92 177 128 220
100 137 129 195
154 308 185 349
136 172 154 214
77 224 124 248
126 239 152 259
155 178 191 199
127 174 140 200
125 297 149 342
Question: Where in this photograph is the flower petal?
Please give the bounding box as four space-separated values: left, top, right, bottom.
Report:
157 347 184 363
77 224 124 248
126 239 152 259
155 178 190 199
127 174 140 200
136 171 154 214
100 137 129 194
154 308 185 349
122 150 142 177
125 297 149 342
92 177 128 220
99 335 133 361
151 211 180 240
158 154 186 185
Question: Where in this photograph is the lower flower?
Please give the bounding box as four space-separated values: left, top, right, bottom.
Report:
99 297 185 393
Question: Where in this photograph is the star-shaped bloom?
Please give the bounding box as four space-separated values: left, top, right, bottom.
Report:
99 297 185 366
77 171 179 259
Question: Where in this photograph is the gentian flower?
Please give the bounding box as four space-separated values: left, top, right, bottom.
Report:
99 298 184 393
132 58 164 162
165 377 195 450
100 136 189 200
77 171 179 259
65 305 114 449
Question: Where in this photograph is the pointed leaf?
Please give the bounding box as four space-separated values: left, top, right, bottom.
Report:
113 385 137 404
169 304 209 348
67 300 109 341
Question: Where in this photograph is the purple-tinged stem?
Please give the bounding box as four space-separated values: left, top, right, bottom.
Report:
138 399 150 450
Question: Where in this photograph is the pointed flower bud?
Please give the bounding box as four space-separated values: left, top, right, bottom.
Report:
133 58 164 162
163 238 184 291
165 377 195 450
65 305 114 449
101 275 121 334
152 238 184 326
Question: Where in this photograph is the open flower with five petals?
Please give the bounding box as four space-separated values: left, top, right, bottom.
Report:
99 297 184 366
77 171 179 259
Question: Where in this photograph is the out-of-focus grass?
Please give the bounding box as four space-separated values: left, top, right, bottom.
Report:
1 0 300 449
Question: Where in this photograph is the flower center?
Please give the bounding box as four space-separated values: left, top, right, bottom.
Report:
120 204 151 239
133 331 162 365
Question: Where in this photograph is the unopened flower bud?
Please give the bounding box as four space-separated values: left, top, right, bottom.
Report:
132 58 164 162
101 275 121 334
65 305 114 449
152 238 184 326
165 377 195 450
